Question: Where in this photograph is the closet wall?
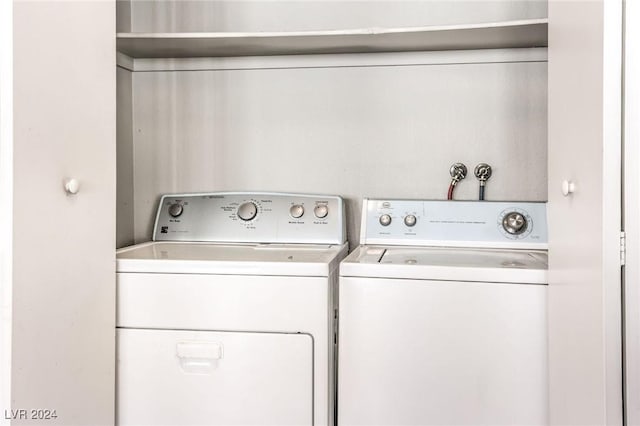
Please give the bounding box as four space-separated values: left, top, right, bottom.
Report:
123 1 546 32
117 1 548 248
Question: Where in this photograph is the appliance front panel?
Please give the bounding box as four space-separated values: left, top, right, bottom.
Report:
338 276 548 425
117 272 333 426
117 329 312 426
116 273 329 332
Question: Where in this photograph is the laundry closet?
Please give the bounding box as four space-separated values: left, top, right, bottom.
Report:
3 1 625 426
115 2 548 250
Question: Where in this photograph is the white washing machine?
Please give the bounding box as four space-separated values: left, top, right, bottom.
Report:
116 192 348 426
338 199 548 426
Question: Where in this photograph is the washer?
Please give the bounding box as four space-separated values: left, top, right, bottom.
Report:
116 192 347 426
338 198 548 426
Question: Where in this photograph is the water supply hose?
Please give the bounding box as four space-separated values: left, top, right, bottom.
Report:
447 183 456 200
447 163 467 200
474 163 492 201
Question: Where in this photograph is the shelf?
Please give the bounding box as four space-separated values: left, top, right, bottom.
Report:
116 19 548 59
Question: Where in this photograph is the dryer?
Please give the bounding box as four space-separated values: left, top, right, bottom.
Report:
116 192 347 426
338 199 548 425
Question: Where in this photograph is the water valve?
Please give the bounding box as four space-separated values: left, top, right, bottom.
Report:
449 163 468 184
447 163 467 200
474 163 492 183
474 163 492 201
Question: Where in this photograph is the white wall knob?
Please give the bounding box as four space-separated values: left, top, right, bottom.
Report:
64 178 80 194
562 180 575 196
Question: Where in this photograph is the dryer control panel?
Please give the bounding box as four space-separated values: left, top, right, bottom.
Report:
361 199 547 249
153 192 346 244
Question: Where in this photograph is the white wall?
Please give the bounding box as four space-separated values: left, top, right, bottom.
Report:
127 51 547 247
127 0 547 32
117 68 135 248
117 0 132 32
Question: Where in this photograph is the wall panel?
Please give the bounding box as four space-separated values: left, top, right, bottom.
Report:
129 0 547 33
131 57 547 246
117 68 135 248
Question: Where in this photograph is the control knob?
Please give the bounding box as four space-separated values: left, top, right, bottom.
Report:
314 204 329 219
168 203 183 218
502 212 527 235
290 204 305 219
379 214 392 227
404 215 417 227
237 202 258 221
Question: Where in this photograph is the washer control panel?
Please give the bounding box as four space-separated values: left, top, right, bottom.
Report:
153 192 345 244
361 199 547 249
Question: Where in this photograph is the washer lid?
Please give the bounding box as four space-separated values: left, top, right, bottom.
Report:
380 247 547 268
117 241 347 277
340 246 548 284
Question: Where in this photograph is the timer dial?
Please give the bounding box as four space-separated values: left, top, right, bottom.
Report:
502 212 527 235
379 214 392 227
404 215 417 227
314 204 329 219
168 203 183 218
237 202 258 221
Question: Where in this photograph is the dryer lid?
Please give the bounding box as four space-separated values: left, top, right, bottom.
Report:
117 241 348 277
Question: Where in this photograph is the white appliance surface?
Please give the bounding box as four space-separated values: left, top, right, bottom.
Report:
339 274 547 426
117 241 344 276
153 191 345 244
118 329 313 426
338 198 548 426
341 245 548 284
361 199 547 249
117 192 347 426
